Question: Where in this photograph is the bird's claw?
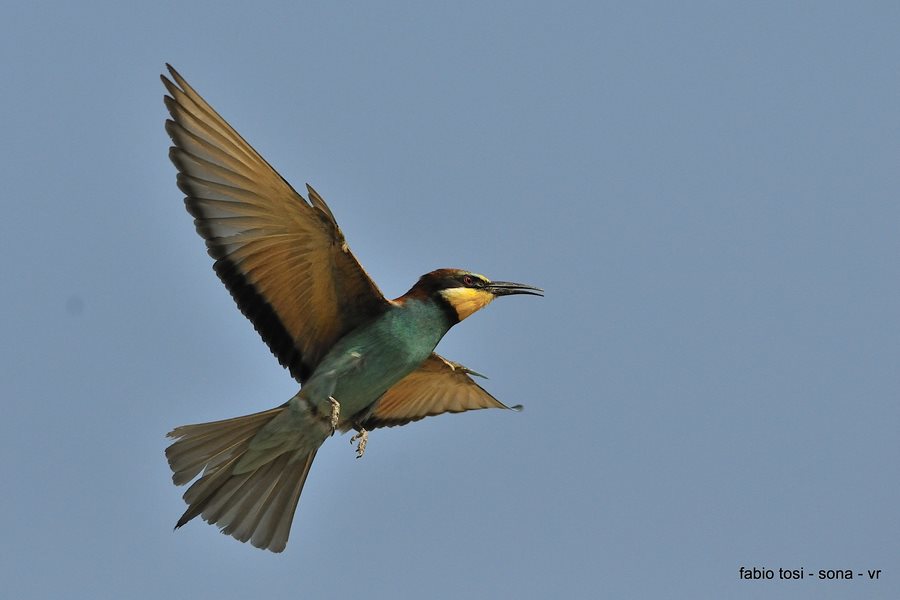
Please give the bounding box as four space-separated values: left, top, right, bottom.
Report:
350 428 368 459
328 396 340 435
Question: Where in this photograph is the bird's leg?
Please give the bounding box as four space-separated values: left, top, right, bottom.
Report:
350 428 368 459
328 396 340 435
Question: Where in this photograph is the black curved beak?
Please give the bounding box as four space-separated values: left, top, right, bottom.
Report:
487 281 544 297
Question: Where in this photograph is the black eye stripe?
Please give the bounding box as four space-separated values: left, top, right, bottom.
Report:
453 273 486 288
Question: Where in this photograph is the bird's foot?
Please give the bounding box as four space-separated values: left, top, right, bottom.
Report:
328 396 340 435
350 428 368 459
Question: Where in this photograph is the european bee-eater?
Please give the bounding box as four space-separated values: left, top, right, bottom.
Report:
162 65 542 552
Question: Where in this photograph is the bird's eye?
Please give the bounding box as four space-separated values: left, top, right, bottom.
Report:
463 275 474 286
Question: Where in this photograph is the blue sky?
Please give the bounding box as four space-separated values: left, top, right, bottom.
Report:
2 2 899 598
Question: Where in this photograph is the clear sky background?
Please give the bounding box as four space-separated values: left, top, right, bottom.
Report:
2 2 898 599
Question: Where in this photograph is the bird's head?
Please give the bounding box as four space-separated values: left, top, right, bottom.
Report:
404 268 543 323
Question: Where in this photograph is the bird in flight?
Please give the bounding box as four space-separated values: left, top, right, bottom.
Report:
162 64 542 552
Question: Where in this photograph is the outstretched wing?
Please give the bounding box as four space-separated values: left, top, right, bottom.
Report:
361 354 522 429
162 65 391 382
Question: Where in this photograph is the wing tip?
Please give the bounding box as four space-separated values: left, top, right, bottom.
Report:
165 63 184 84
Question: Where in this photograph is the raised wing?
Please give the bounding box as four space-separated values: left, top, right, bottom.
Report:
162 65 391 382
361 354 522 429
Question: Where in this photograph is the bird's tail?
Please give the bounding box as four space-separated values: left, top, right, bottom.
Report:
165 404 327 552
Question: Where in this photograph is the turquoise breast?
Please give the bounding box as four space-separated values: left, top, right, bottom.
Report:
303 298 453 422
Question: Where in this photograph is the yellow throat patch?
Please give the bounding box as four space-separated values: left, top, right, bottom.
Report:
439 287 495 321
